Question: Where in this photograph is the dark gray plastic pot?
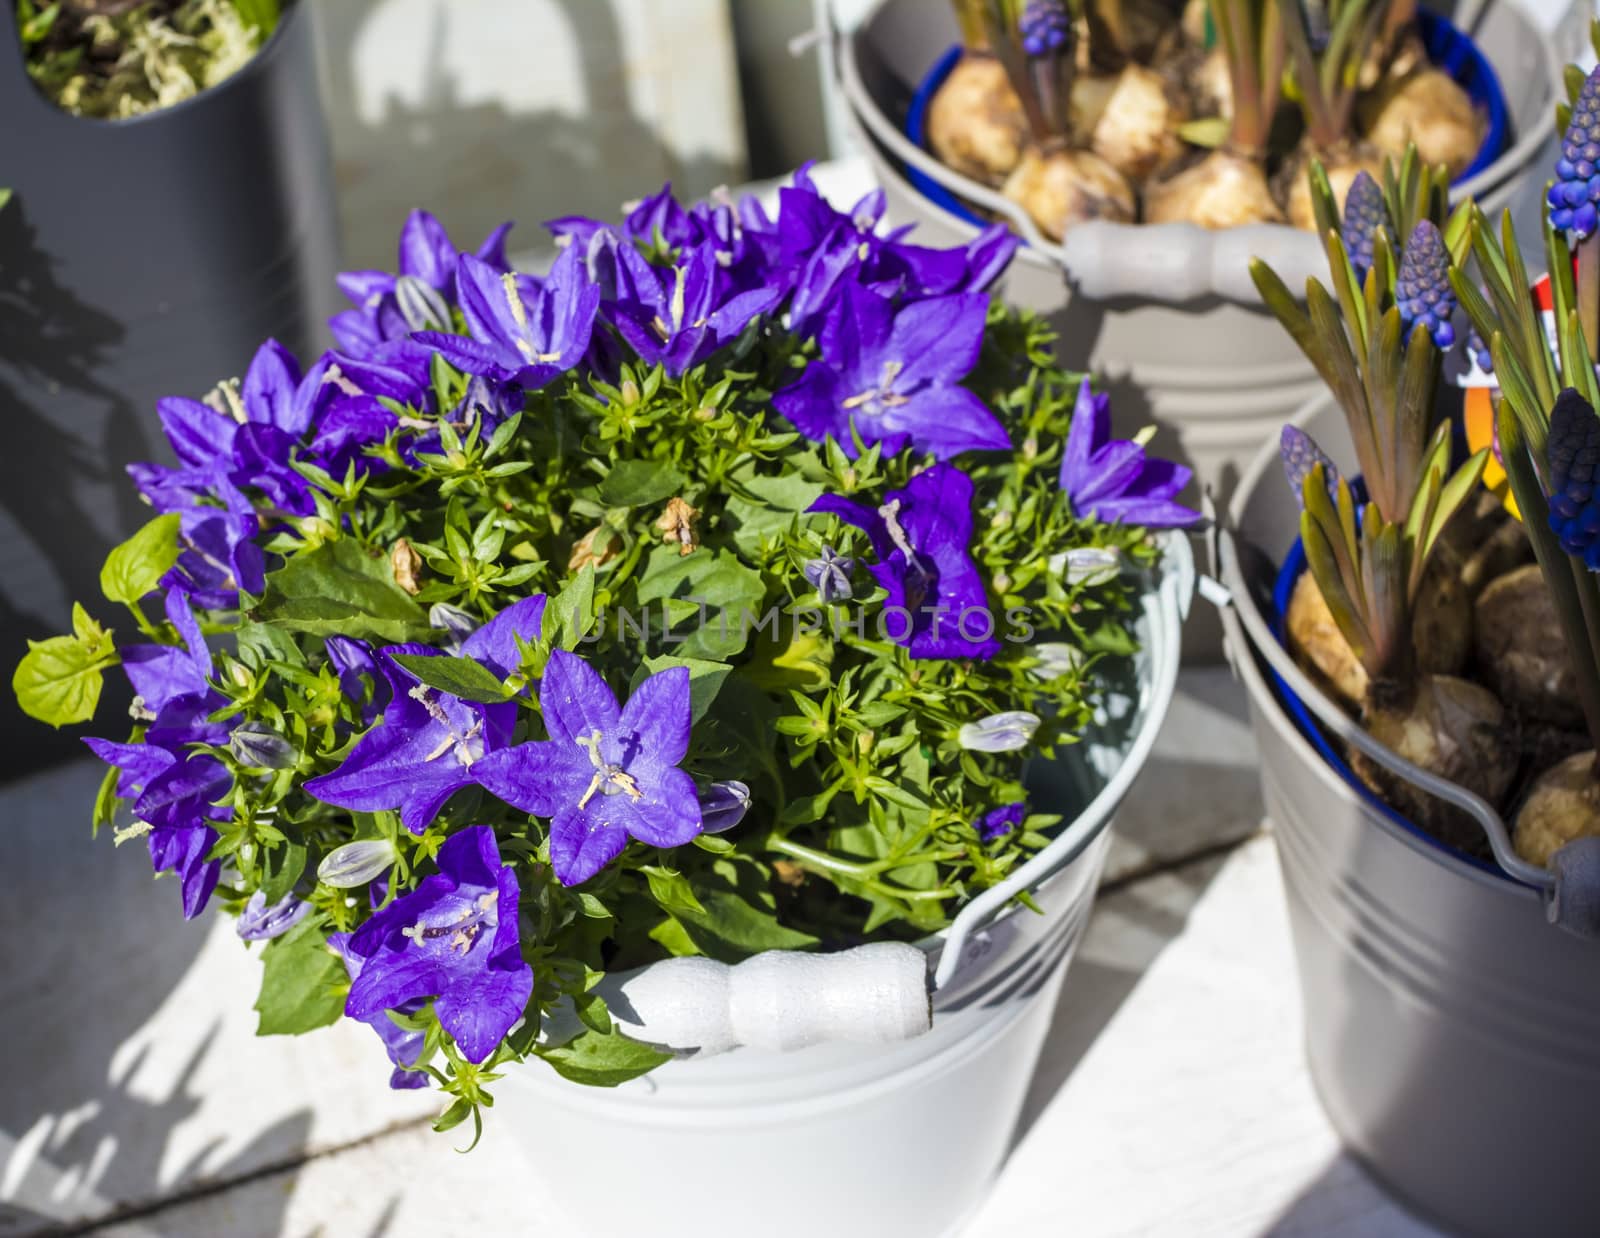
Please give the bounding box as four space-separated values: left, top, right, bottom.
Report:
1216 395 1600 1238
0 2 339 777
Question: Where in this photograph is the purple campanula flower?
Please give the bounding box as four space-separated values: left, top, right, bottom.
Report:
605 240 780 376
976 801 1026 841
341 825 533 1066
473 653 702 886
1396 221 1456 349
1058 381 1198 528
331 209 513 357
623 184 701 250
416 246 598 389
1549 66 1600 240
774 284 1008 460
325 635 391 725
958 712 1040 753
161 480 266 609
119 589 212 717
237 891 310 941
304 596 547 835
328 931 431 1089
810 462 1002 661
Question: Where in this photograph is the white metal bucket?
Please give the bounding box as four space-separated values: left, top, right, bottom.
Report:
497 535 1194 1238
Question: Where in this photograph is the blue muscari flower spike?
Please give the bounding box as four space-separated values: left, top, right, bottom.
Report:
1341 171 1390 280
1467 325 1494 374
1395 221 1456 349
1019 0 1070 57
1280 425 1340 507
1546 388 1600 568
1549 65 1600 239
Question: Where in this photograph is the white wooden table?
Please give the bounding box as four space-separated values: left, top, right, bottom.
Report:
0 667 1446 1237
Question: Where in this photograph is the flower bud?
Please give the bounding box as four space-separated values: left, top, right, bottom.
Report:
1058 546 1120 586
429 602 479 652
237 891 310 942
958 710 1040 753
803 545 856 604
317 839 397 889
229 723 298 770
394 274 452 332
1029 642 1084 680
698 780 751 834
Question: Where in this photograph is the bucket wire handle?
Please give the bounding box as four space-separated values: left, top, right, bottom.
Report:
933 531 1191 989
1211 520 1553 892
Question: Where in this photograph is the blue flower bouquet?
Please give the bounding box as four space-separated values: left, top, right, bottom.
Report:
13 169 1196 1138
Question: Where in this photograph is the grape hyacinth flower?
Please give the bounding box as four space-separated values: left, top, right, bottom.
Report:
417 246 599 390
474 653 703 885
811 462 1003 660
1280 425 1341 505
1467 325 1494 374
1549 66 1600 240
976 801 1026 841
775 284 1009 460
1341 171 1390 280
1547 388 1600 567
237 891 310 941
804 545 856 604
1058 381 1198 528
305 596 547 834
335 826 533 1069
1019 0 1070 57
1396 221 1456 348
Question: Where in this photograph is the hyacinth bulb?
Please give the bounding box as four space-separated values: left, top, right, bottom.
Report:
1395 220 1456 349
1549 65 1600 239
1547 388 1600 568
1340 171 1390 279
1019 0 1070 57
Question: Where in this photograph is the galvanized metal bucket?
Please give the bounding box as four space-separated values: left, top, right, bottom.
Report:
1216 395 1600 1238
0 1 339 777
832 0 1560 658
498 535 1194 1238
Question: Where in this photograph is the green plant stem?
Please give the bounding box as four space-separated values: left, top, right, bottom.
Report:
1579 232 1600 367
767 835 967 879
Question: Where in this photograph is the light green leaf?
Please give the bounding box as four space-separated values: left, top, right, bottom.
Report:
538 1025 672 1087
100 513 182 605
253 539 429 644
642 866 707 917
597 459 686 508
254 923 345 1036
547 566 596 649
670 888 820 962
390 653 508 703
13 606 118 726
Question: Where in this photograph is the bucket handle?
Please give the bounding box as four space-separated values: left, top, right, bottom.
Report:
932 529 1194 989
1207 515 1555 895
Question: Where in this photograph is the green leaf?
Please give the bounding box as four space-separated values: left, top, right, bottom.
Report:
253 539 429 644
538 1025 672 1087
597 459 686 508
636 547 767 658
573 990 614 1035
390 653 508 703
633 655 729 723
726 473 826 555
261 843 307 904
230 0 280 38
100 513 182 606
254 923 345 1036
671 888 821 961
547 566 596 649
642 866 707 917
648 915 700 956
13 605 118 727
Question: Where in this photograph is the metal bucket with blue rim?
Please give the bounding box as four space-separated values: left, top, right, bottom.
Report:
1215 392 1600 1238
833 0 1561 659
497 535 1194 1238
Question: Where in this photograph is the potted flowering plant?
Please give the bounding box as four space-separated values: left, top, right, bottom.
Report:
835 0 1558 537
1216 40 1600 1235
13 171 1195 1236
0 0 336 778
